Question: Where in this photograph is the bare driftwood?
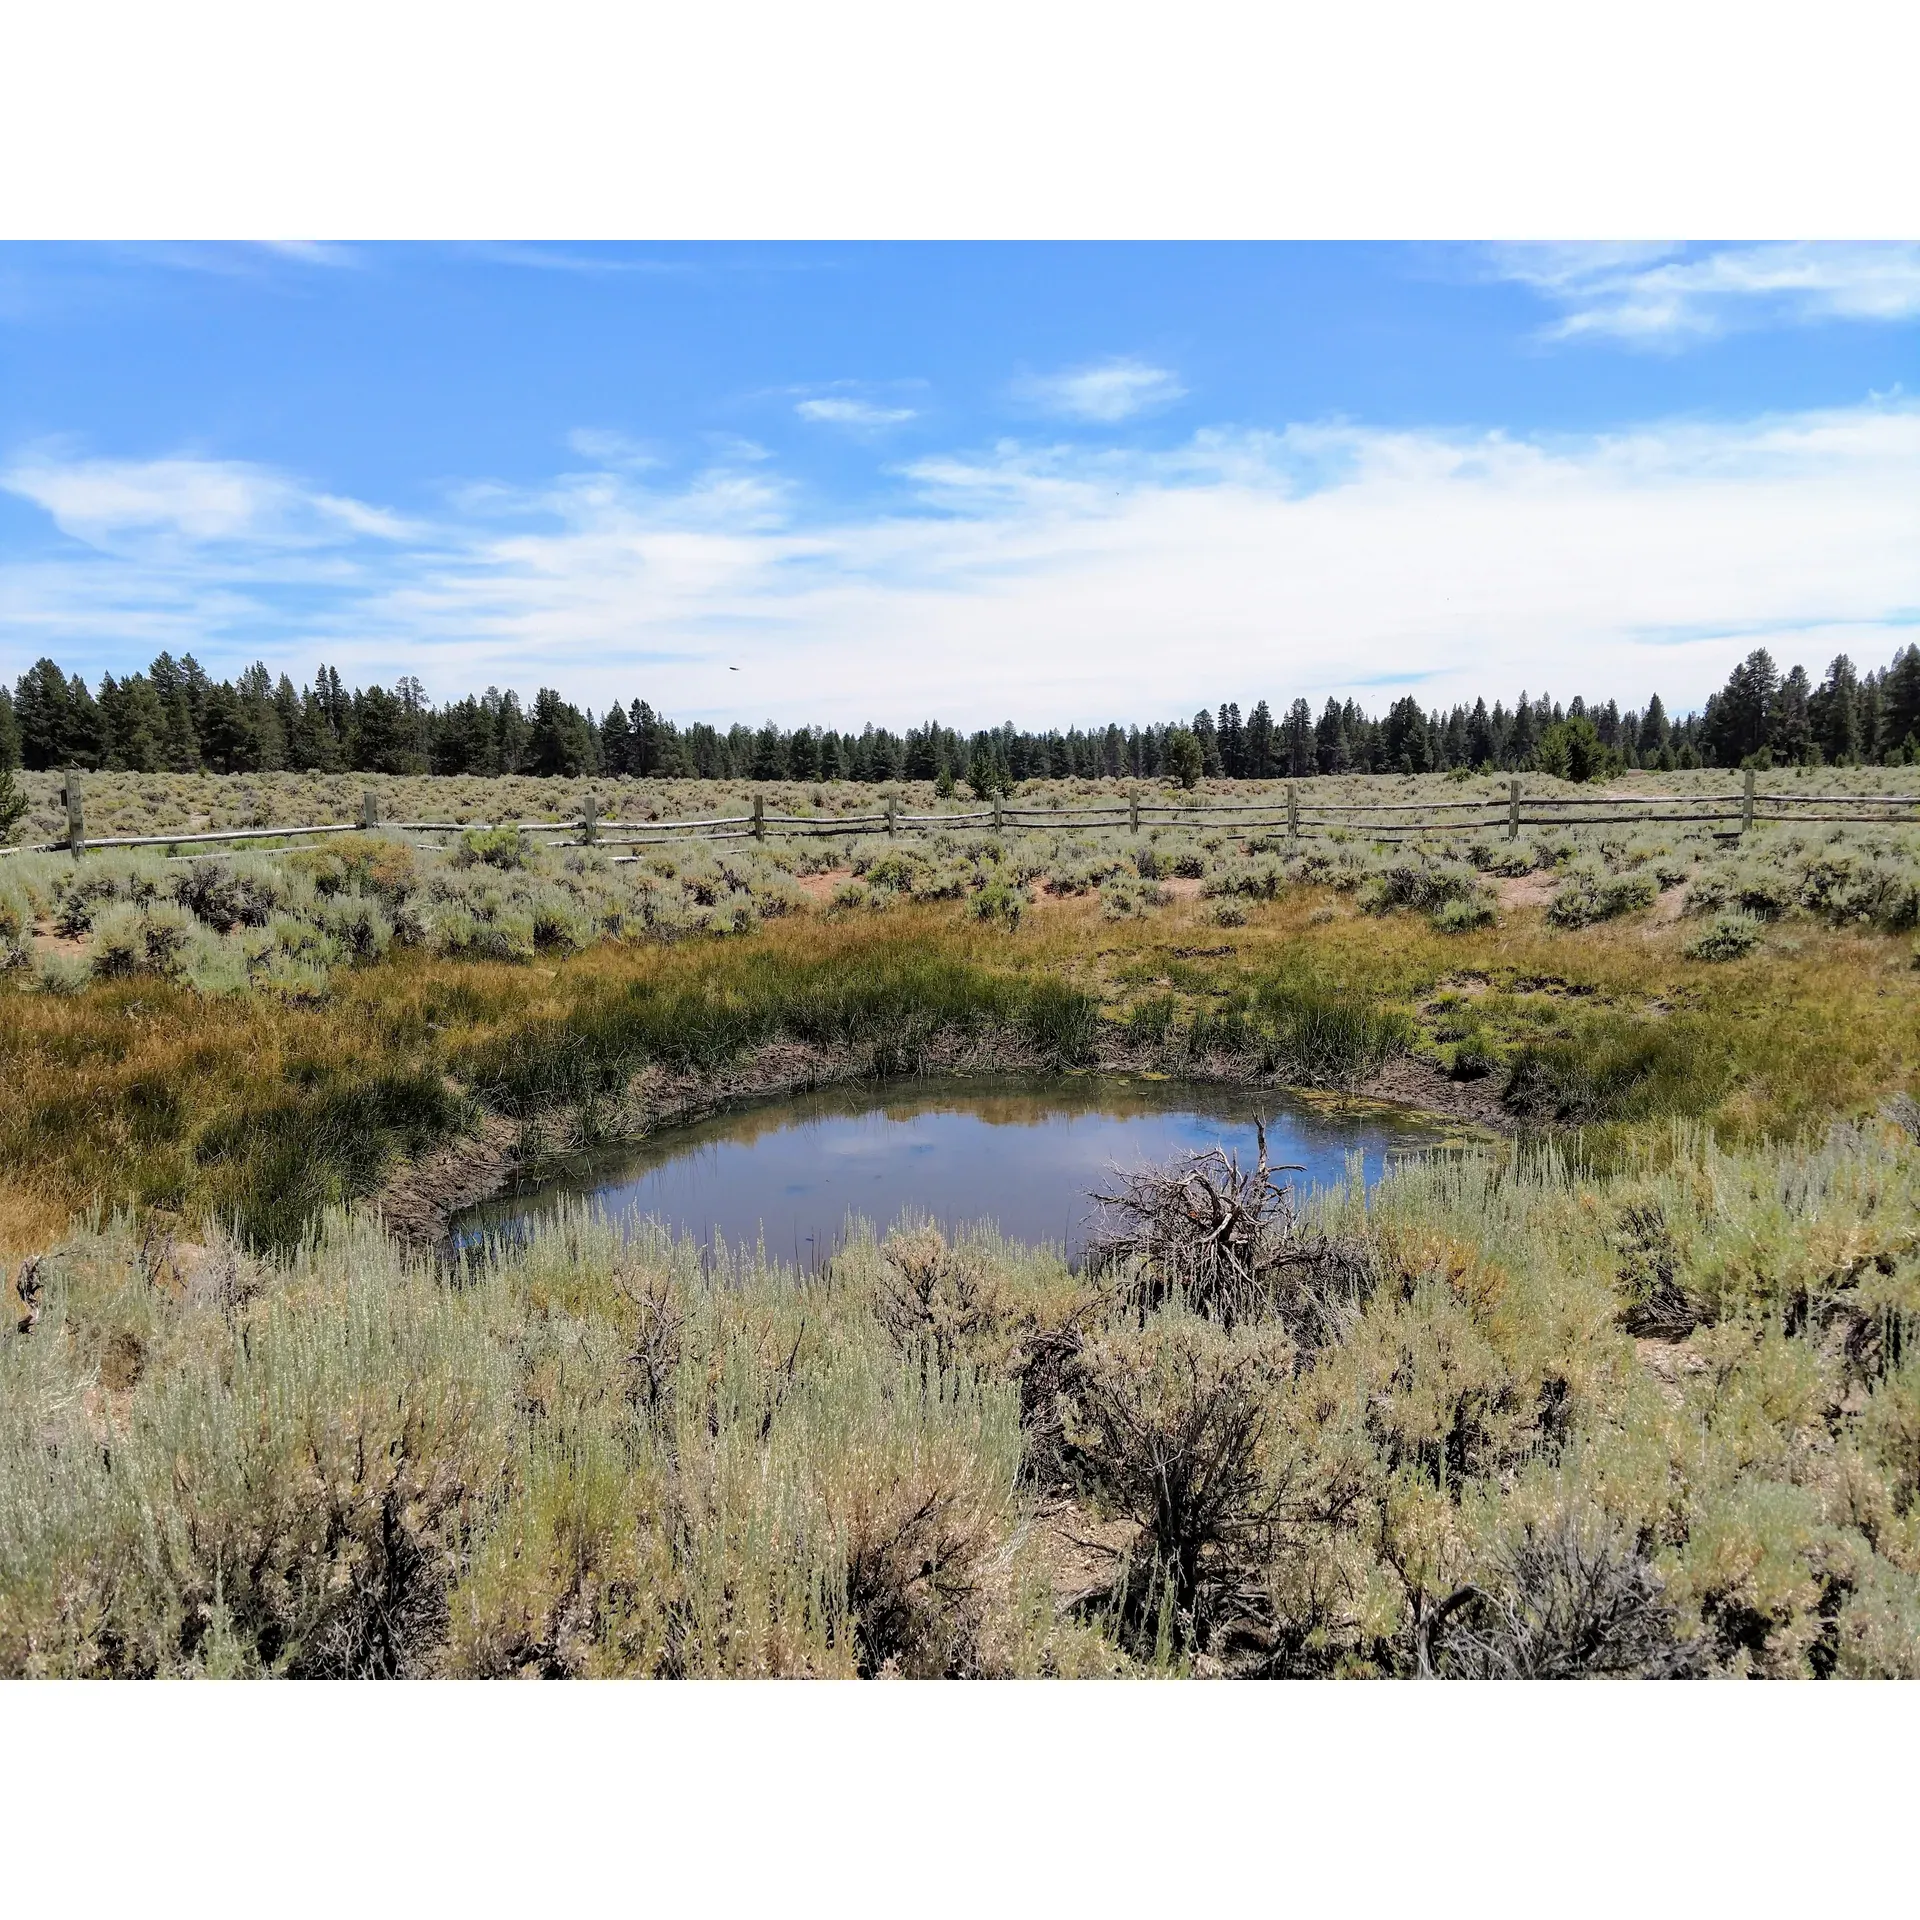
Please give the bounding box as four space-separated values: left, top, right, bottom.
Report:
1087 1120 1374 1340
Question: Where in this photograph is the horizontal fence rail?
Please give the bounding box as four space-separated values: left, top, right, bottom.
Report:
6 771 1919 859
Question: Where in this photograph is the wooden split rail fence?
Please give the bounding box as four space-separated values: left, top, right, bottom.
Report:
8 769 1920 861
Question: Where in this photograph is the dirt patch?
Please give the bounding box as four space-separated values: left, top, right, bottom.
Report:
1496 871 1556 912
1635 1336 1708 1408
795 868 853 905
28 921 90 961
1360 1053 1513 1130
1026 1497 1135 1614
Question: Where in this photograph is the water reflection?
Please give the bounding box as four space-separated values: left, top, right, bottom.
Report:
453 1075 1461 1264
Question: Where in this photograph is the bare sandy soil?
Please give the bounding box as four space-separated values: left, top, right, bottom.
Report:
794 868 853 903
1496 871 1556 911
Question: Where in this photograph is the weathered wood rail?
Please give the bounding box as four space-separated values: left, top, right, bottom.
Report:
6 769 1918 861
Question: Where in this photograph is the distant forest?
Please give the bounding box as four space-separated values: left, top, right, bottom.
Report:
3 643 1918 785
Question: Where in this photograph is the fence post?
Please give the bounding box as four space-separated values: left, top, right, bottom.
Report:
361 789 379 830
992 795 1002 836
583 796 599 845
1742 767 1755 835
1507 778 1520 842
1286 783 1299 841
752 793 764 841
885 793 897 837
62 771 85 857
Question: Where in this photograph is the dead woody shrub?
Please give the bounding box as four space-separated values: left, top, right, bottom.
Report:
1066 1310 1293 1650
1088 1121 1374 1340
1420 1503 1703 1679
616 1266 685 1418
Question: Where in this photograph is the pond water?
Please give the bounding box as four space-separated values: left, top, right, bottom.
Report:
451 1075 1458 1264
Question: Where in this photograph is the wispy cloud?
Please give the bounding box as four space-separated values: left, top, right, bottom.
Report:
795 396 917 429
1017 357 1185 423
5 405 1918 725
1 450 416 549
1495 242 1920 345
566 428 661 469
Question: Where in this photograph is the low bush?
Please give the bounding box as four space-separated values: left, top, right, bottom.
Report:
1358 861 1482 916
455 826 528 870
1432 895 1496 934
1547 863 1658 928
1686 913 1763 962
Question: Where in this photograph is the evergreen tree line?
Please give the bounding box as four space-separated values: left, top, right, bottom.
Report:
3 643 1918 784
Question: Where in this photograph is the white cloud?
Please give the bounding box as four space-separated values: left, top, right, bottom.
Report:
5 405 1919 727
1018 357 1185 422
0 453 422 560
3 454 286 543
1 451 415 548
795 396 917 428
1495 242 1920 344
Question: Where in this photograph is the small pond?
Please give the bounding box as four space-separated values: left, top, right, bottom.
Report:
451 1075 1463 1264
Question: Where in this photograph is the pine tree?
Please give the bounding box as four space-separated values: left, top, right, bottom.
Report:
600 700 633 776
200 682 259 773
526 688 592 777
13 660 75 769
1466 697 1495 768
1772 664 1813 764
1810 656 1860 764
1280 698 1313 777
1508 691 1537 767
1704 649 1779 765
1216 702 1245 777
1637 694 1670 761
100 673 166 772
1880 646 1920 761
1314 698 1347 774
1192 709 1223 777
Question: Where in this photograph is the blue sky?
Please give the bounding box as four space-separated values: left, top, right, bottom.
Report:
2 241 1916 727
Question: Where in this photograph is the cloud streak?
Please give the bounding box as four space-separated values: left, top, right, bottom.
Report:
1017 357 1185 422
5 403 1918 727
1496 242 1920 345
795 396 917 428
